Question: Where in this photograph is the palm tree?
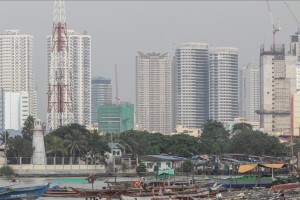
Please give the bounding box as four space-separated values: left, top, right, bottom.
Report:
86 131 110 164
63 130 88 164
46 135 67 164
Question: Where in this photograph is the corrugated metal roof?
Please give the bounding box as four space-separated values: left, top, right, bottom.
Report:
148 155 186 161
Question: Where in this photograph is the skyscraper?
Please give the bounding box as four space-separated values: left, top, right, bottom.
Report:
68 30 91 126
209 47 239 122
239 64 260 122
47 29 91 127
136 51 172 134
175 43 209 129
0 30 37 129
91 76 112 124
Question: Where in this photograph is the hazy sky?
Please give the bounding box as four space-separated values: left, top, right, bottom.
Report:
0 1 298 121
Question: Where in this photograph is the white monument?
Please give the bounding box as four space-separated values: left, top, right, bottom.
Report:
32 119 46 165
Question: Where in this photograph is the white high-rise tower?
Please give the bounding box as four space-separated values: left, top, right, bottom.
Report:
175 43 209 129
0 30 37 128
136 52 172 134
209 47 239 122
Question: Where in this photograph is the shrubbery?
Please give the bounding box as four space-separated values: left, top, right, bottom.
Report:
0 165 14 177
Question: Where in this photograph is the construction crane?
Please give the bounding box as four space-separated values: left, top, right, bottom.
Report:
266 0 281 52
284 2 300 34
115 64 120 105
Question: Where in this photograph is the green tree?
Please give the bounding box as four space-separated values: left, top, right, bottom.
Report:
6 136 33 158
232 123 253 135
21 116 34 141
45 135 66 157
86 131 110 164
136 163 147 173
63 129 88 162
182 160 193 177
50 123 90 139
200 120 229 154
167 134 200 157
227 129 286 156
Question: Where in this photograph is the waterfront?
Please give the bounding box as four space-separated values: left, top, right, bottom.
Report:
0 176 139 200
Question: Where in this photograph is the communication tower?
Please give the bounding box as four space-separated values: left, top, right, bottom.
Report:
47 0 73 130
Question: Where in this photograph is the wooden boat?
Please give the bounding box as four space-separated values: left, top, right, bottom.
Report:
213 163 287 189
43 187 78 197
0 182 50 200
213 175 273 189
141 178 213 192
120 191 177 200
269 182 300 194
70 186 141 198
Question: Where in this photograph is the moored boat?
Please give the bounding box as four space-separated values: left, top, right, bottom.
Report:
43 187 78 197
213 175 273 189
0 182 50 200
70 186 141 198
120 191 177 200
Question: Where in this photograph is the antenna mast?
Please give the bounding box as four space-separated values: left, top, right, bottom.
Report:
47 0 73 130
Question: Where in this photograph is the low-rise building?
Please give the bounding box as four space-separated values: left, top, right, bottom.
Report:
173 125 201 137
138 155 186 173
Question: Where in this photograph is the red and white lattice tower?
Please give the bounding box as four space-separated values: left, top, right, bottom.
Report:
47 0 73 130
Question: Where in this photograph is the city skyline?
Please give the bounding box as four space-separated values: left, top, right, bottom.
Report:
0 1 298 121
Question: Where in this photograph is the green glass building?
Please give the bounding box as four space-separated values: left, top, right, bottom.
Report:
98 102 134 133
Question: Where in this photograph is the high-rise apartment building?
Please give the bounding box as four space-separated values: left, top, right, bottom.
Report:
0 30 37 129
209 47 238 122
175 43 209 129
91 76 112 124
136 51 172 134
238 64 260 122
259 44 297 134
47 29 91 126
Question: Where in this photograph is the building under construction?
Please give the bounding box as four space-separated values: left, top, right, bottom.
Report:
98 102 134 133
259 44 297 135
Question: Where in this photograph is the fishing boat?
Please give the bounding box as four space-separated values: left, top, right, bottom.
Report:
213 163 287 189
120 191 177 200
43 186 78 197
0 182 50 200
213 175 273 189
70 186 141 199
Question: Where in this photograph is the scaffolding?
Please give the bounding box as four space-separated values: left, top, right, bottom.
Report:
98 102 134 133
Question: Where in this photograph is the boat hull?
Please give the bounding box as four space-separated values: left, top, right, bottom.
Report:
0 183 50 200
214 176 273 189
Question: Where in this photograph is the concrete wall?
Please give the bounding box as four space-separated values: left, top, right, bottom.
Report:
3 164 106 175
